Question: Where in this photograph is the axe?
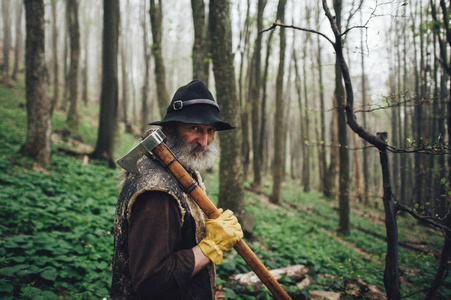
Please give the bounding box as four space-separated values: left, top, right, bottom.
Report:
117 129 292 300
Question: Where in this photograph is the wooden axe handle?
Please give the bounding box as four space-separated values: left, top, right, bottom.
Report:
152 142 292 300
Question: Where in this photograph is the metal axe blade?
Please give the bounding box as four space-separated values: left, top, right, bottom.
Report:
116 128 166 174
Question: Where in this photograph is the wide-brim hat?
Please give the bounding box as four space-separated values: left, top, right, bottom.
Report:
149 80 234 131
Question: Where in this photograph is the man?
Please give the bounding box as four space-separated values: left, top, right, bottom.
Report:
111 80 244 299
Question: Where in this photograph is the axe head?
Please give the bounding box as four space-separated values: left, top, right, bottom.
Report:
117 128 166 174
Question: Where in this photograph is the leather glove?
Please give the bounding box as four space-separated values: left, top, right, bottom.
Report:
198 209 244 264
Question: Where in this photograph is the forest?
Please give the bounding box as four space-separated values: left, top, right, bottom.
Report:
0 0 450 299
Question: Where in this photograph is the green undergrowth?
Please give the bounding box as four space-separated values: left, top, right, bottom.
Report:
1 82 449 299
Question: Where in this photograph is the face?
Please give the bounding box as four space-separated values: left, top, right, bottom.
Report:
176 123 216 149
164 123 219 172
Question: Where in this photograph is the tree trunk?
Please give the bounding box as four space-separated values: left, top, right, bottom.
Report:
50 1 59 113
191 0 207 83
81 2 91 106
260 30 274 176
316 7 327 194
238 0 251 181
301 14 311 193
66 0 80 129
120 0 130 128
333 0 350 235
2 0 11 80
22 0 51 166
360 9 369 205
209 0 251 233
12 1 23 81
149 0 169 119
270 0 287 204
92 0 119 168
249 0 266 192
141 1 151 132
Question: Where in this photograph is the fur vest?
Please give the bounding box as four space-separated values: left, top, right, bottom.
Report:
110 154 215 299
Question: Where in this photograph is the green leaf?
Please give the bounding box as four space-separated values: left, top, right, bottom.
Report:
223 288 238 299
0 283 14 293
41 268 58 281
20 286 42 297
41 290 59 300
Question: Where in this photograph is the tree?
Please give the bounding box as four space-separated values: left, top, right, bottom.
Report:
149 0 169 119
66 0 80 129
209 0 254 234
270 0 287 204
333 0 350 235
12 1 23 81
191 0 208 83
92 0 119 167
2 0 11 80
249 0 266 191
22 0 51 166
50 0 59 113
141 1 151 131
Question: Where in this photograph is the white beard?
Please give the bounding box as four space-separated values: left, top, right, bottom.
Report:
165 135 219 172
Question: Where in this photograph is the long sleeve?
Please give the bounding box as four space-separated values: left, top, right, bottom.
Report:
128 191 195 298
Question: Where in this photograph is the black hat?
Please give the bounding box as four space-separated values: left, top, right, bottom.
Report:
149 80 234 131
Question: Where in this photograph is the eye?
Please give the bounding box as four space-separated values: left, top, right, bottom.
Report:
207 128 216 134
191 126 199 132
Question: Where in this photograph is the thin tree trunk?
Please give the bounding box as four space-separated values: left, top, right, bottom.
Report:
22 0 51 166
260 30 274 176
239 0 251 181
92 0 119 168
250 0 266 191
316 6 327 194
270 0 287 204
191 0 207 83
2 0 11 80
149 0 169 119
141 1 151 132
12 1 23 81
301 13 311 193
333 0 350 235
66 0 80 129
50 1 59 113
359 9 369 205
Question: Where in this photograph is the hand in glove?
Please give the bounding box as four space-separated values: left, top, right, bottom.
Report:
198 209 244 264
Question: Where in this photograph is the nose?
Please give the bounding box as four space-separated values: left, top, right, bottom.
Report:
197 132 209 147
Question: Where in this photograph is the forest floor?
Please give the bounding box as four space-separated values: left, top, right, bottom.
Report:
0 81 450 299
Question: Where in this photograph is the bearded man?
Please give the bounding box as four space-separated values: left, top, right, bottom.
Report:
111 80 243 300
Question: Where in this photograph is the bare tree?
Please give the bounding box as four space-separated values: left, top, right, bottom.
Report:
141 1 151 131
66 0 80 129
92 0 119 167
250 0 267 191
149 0 169 118
191 0 208 83
50 0 59 113
22 0 51 166
2 0 12 80
270 0 287 204
12 1 23 81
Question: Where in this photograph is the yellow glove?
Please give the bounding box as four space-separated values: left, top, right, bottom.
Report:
198 209 244 264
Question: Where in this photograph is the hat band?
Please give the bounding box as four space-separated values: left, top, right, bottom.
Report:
169 99 219 112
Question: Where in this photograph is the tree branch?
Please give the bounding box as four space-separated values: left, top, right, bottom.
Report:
396 202 451 235
260 22 335 45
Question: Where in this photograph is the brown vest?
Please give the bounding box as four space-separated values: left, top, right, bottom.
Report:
110 155 215 300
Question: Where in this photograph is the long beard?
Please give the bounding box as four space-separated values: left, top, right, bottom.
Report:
165 135 219 172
